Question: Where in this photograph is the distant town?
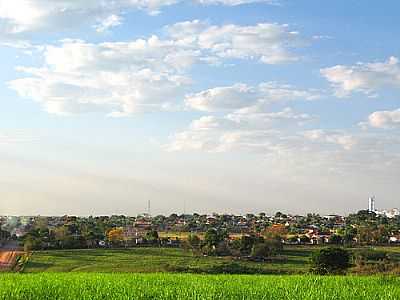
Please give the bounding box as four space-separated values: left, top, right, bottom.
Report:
1 197 399 251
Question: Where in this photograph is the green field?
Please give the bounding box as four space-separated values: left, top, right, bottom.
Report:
2 247 400 299
23 247 314 274
21 246 400 274
0 273 399 300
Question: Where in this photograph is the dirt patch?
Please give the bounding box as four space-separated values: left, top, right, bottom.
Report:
0 251 23 269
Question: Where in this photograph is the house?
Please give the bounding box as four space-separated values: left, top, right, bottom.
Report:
134 219 152 230
124 226 147 245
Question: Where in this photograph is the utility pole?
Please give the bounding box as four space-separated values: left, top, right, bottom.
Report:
183 200 187 225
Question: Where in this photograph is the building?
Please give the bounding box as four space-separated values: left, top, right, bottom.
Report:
385 208 400 218
368 196 376 212
376 208 400 219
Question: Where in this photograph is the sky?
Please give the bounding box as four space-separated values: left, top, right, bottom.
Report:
0 0 399 216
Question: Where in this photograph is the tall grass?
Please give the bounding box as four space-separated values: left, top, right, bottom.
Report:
0 273 399 300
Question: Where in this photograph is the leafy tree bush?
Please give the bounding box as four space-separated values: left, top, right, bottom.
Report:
286 235 299 244
204 229 227 247
329 235 343 245
187 234 201 250
311 247 351 275
359 249 388 260
353 249 389 266
107 228 124 246
299 235 311 244
251 239 283 259
215 241 231 256
145 230 159 241
206 262 261 274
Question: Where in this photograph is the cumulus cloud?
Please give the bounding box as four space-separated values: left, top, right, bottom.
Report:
303 129 356 150
166 104 318 153
0 0 279 39
167 118 400 178
8 37 192 115
321 56 400 97
196 0 277 5
8 20 308 116
93 15 123 33
185 82 320 112
165 112 400 179
367 108 400 129
168 123 354 153
166 20 304 64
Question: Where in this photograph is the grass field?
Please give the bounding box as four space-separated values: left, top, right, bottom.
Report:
21 246 400 274
3 247 400 299
0 273 399 300
23 247 313 274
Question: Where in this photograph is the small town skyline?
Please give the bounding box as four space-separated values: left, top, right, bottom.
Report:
2 196 399 218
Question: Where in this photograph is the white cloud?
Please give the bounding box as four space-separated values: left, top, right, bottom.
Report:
226 107 315 128
168 123 355 153
8 37 192 115
367 108 400 129
166 105 317 153
185 84 258 112
321 56 400 97
8 20 308 116
196 0 277 5
185 82 319 112
94 15 123 33
303 129 357 150
167 118 400 178
0 0 279 38
166 20 304 64
166 113 400 180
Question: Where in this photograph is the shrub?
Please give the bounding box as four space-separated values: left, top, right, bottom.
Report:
206 262 261 274
354 249 389 262
311 247 351 275
251 239 282 259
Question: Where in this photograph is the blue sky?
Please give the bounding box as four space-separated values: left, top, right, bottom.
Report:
0 0 399 216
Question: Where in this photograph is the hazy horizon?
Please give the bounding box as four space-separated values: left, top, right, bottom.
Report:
1 1 399 216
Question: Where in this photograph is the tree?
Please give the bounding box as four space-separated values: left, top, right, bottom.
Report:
107 228 124 246
204 228 227 248
299 235 311 244
203 228 228 256
237 235 257 255
145 230 159 243
311 247 351 275
329 235 343 245
23 235 41 251
54 226 70 249
263 224 287 240
251 243 272 259
343 227 357 245
187 234 201 250
215 241 231 256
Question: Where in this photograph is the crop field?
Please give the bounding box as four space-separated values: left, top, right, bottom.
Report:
0 273 399 300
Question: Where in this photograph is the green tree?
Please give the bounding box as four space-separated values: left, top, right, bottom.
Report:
251 243 272 259
187 234 201 250
204 228 227 248
329 235 343 245
145 230 159 245
311 247 351 275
